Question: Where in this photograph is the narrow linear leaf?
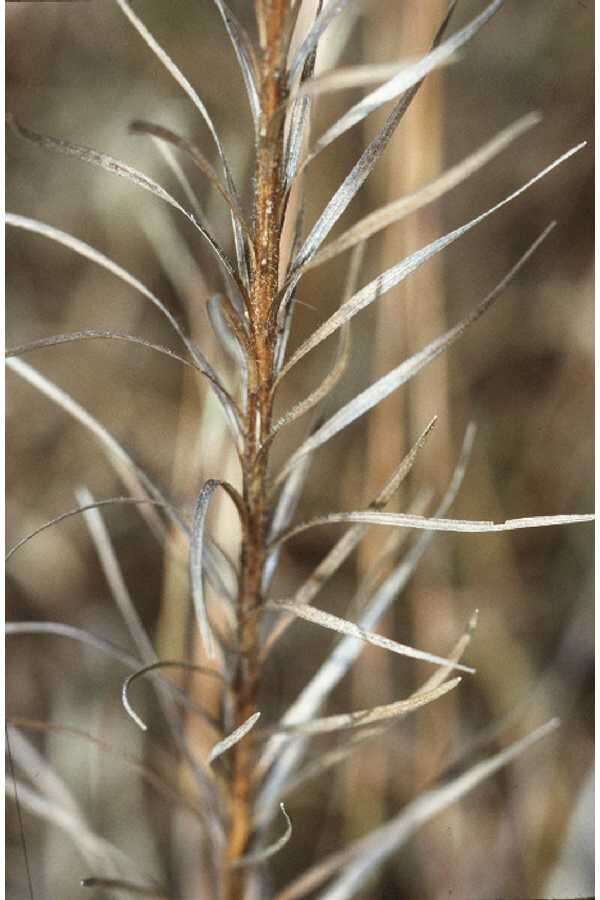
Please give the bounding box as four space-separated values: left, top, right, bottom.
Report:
6 497 168 563
129 119 254 253
282 143 584 381
310 0 502 159
262 446 316 595
8 117 242 294
191 480 244 658
212 0 260 126
281 614 477 799
6 621 142 670
298 59 443 98
316 720 560 900
267 601 475 673
80 877 172 899
10 717 202 819
152 137 208 227
122 660 223 733
255 426 473 811
275 1 456 321
208 712 261 765
229 804 292 868
77 486 157 667
5 624 218 729
272 509 593 546
6 358 186 537
5 214 241 439
113 0 249 289
262 419 436 658
289 0 353 84
270 678 460 737
7 330 196 370
278 222 559 475
270 322 351 440
307 111 542 270
6 776 135 876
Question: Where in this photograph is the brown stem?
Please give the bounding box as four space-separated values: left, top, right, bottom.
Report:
222 3 290 897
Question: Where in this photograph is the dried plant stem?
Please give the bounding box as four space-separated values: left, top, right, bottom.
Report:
224 3 290 891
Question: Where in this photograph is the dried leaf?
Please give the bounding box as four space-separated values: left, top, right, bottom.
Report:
281 143 584 381
309 0 501 159
277 221 559 475
279 0 456 296
5 214 241 440
6 358 186 537
208 712 261 765
122 660 223 733
270 678 460 737
8 117 242 295
267 601 475 673
212 0 260 125
6 497 167 563
7 330 196 370
191 480 244 658
289 0 354 84
129 119 254 252
113 0 249 290
307 111 542 270
229 804 292 868
273 509 593 546
316 720 560 900
255 426 473 816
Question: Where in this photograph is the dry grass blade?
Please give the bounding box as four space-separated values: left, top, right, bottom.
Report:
6 497 167 563
269 678 460 737
277 221 559 475
309 0 500 159
289 0 353 84
418 610 479 696
212 0 260 126
315 720 560 900
80 877 173 899
8 117 242 295
229 804 292 868
281 143 584 382
122 660 223 733
267 601 475 673
307 111 541 270
208 712 261 765
191 480 244 658
7 330 196 370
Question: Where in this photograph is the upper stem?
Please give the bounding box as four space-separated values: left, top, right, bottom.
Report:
222 3 290 896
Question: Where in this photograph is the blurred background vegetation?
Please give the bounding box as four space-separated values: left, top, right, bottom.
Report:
6 1 593 898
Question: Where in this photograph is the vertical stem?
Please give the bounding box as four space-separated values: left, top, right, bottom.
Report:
223 3 289 896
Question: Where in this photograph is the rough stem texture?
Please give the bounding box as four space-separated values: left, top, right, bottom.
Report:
224 3 290 895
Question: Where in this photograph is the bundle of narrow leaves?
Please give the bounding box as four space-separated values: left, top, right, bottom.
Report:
6 2 593 899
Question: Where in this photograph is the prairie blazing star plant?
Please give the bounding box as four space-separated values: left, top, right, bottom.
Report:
6 1 593 899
